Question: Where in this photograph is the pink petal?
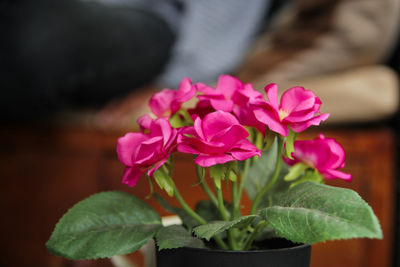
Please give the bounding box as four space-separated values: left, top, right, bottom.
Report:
234 105 267 134
177 143 202 155
117 132 148 166
253 109 289 136
194 117 206 140
216 75 242 99
181 136 227 154
232 83 262 105
284 109 316 123
151 118 173 147
147 157 169 177
280 87 316 113
164 129 178 152
134 136 163 164
178 125 197 137
209 98 234 112
176 77 196 102
137 114 153 131
202 111 240 140
230 140 261 160
149 89 176 117
211 124 249 148
243 83 263 99
122 166 144 187
290 113 330 133
231 150 260 161
264 83 279 110
293 140 330 170
196 82 219 95
319 135 346 169
171 78 196 113
195 154 235 167
323 169 352 181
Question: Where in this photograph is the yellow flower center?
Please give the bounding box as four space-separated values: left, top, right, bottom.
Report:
278 109 289 121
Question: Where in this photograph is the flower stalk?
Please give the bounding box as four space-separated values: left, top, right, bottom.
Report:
196 165 218 207
214 179 239 250
170 177 229 250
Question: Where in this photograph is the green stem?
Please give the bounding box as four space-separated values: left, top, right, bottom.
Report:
196 165 218 207
250 137 284 214
243 220 267 250
215 184 239 250
234 159 251 218
171 180 206 225
170 179 228 250
216 186 229 221
231 180 239 219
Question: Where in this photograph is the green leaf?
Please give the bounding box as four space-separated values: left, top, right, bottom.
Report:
153 168 174 197
284 129 296 159
244 142 289 201
154 193 198 228
193 215 257 241
260 182 383 244
284 163 308 181
46 191 162 260
156 225 205 250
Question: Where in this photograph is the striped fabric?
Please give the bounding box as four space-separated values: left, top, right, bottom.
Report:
158 0 271 87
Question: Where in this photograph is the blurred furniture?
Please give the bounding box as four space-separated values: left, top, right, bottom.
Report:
0 123 395 267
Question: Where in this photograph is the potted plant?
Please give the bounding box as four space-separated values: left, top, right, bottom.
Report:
46 75 382 267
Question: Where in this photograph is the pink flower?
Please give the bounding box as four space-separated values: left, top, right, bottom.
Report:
251 84 329 137
283 134 352 181
177 111 261 167
195 75 265 133
149 77 196 117
197 75 263 113
117 118 178 187
231 83 265 134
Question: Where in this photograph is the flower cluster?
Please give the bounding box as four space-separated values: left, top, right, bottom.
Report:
117 75 351 187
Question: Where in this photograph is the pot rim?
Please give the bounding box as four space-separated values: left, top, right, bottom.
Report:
159 243 311 254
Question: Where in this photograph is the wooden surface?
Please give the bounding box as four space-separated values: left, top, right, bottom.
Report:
0 126 396 267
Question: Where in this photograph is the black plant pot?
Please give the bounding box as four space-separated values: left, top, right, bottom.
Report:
156 238 311 267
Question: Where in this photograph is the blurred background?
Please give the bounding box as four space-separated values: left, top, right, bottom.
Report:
1 0 400 266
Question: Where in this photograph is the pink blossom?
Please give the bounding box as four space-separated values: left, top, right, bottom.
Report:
251 84 329 137
149 77 196 118
117 118 178 187
177 111 261 167
283 134 352 181
195 75 265 132
197 75 263 112
231 83 265 134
